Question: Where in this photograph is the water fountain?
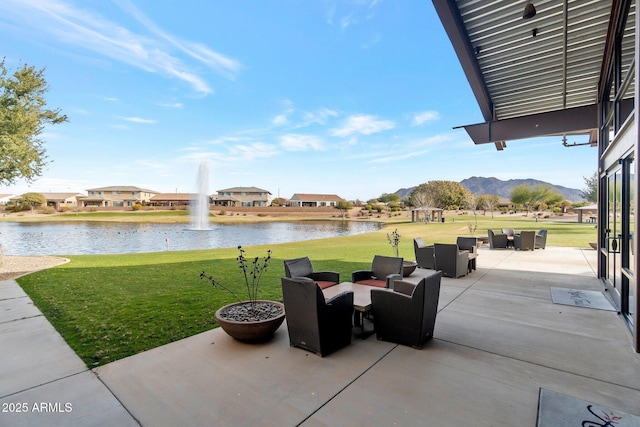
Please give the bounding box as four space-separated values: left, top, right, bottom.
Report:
191 160 210 230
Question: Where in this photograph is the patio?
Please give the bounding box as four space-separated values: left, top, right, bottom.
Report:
2 246 639 426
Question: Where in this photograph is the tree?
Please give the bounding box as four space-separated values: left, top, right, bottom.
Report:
0 60 68 186
410 181 472 210
19 192 47 211
475 194 500 217
510 184 563 215
377 193 399 203
334 199 353 219
581 171 598 202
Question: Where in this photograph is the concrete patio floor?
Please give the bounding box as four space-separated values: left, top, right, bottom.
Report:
1 246 639 426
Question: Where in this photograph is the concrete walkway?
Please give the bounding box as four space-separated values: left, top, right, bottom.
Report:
2 247 640 426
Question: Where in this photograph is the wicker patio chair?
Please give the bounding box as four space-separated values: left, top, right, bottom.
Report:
284 257 339 289
351 255 403 288
434 243 469 278
281 277 354 357
371 271 442 349
414 237 435 269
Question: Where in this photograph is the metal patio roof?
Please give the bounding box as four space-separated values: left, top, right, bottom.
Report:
433 0 636 148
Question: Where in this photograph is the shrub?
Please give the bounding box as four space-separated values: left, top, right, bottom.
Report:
37 206 57 214
132 203 142 211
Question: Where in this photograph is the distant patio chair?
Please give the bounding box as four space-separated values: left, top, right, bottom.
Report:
514 231 536 251
284 257 339 289
281 277 354 357
456 236 479 272
371 272 442 349
535 230 548 249
434 243 469 278
352 255 403 288
501 228 516 237
414 237 435 269
488 229 508 249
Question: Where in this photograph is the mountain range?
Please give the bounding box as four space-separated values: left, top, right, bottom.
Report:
394 176 585 202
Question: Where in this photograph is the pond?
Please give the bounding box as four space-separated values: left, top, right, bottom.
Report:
0 221 384 256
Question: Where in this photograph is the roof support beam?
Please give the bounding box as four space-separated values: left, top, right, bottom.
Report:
460 104 598 145
432 0 493 121
459 98 634 145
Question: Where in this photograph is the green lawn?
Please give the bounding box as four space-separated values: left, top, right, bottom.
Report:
17 214 596 367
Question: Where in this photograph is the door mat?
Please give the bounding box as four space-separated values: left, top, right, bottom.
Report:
537 388 640 426
550 287 616 311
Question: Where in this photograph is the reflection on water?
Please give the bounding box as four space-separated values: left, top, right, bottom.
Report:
0 221 383 255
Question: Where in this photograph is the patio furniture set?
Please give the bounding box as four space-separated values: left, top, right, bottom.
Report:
413 236 480 278
488 228 547 250
281 255 442 356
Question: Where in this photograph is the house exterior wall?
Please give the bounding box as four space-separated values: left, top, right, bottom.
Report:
215 188 271 207
288 194 343 207
86 187 157 207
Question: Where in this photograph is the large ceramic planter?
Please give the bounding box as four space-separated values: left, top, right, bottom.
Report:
214 300 285 343
402 261 418 277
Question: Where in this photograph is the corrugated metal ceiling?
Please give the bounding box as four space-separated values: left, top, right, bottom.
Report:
455 0 635 120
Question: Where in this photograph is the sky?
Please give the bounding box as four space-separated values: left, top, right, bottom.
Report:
0 0 596 201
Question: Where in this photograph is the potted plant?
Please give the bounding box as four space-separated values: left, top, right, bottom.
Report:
387 229 417 277
200 246 285 342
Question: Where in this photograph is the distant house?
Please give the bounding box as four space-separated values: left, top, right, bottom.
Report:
150 193 198 207
288 194 343 207
80 186 159 208
5 192 83 210
42 193 85 210
213 187 271 207
0 194 14 205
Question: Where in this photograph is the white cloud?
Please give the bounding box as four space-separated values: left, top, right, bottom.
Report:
272 114 289 126
122 116 157 124
228 142 278 160
412 110 441 126
159 102 183 109
330 114 395 137
369 149 430 164
280 134 324 151
301 108 338 126
0 0 242 95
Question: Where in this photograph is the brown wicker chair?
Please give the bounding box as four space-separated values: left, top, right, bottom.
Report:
371 272 442 349
283 257 339 289
414 237 435 270
515 231 536 251
434 243 469 278
351 255 403 288
456 237 479 271
488 229 509 249
535 230 548 249
281 277 354 357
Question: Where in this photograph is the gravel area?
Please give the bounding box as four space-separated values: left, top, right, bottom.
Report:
0 255 68 281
